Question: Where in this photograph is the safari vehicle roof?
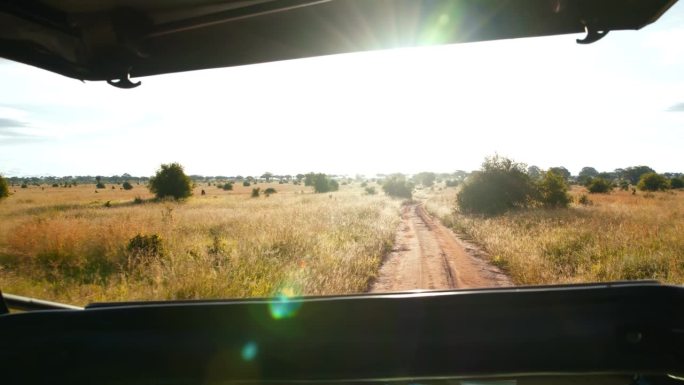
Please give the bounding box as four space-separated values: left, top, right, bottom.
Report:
0 0 678 87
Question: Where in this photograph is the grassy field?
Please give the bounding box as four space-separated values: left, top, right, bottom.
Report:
0 182 400 305
423 186 684 285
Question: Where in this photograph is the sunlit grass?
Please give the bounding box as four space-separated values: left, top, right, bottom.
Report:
0 183 400 305
424 186 684 285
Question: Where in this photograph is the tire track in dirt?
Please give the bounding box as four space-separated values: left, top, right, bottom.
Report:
369 203 511 292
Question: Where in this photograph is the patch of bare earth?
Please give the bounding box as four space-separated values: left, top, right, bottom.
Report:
370 203 511 292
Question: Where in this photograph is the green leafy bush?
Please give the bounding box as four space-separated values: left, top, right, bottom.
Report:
264 187 277 197
382 175 413 199
243 181 251 187
456 155 536 215
148 162 192 199
637 172 669 191
671 177 684 189
0 175 9 200
587 178 613 193
305 173 339 193
537 170 571 208
251 187 260 198
95 182 106 189
364 186 377 195
122 181 134 190
221 182 233 191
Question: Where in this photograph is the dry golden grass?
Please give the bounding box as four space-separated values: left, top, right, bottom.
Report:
424 186 684 285
0 183 400 305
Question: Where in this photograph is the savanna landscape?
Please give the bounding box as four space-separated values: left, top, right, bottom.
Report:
1 158 683 306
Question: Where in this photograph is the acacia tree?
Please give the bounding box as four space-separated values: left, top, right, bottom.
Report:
149 163 192 199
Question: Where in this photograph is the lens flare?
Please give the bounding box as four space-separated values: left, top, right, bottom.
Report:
268 287 302 320
241 341 258 361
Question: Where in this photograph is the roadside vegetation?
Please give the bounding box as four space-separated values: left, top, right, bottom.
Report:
424 156 684 285
0 179 399 305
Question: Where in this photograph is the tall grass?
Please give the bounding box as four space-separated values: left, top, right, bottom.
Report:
0 183 400 305
425 187 684 285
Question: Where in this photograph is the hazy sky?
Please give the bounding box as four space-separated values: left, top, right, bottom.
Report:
1 3 683 178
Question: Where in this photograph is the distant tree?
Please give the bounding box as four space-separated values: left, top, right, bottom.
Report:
597 171 617 181
122 181 134 190
251 188 260 198
537 170 571 208
148 162 192 199
623 166 656 185
579 167 599 178
261 172 273 182
527 165 542 180
243 181 251 187
671 177 684 189
96 182 106 189
221 182 233 191
382 175 413 199
453 170 468 182
587 177 613 194
578 167 599 185
413 172 437 187
0 175 9 200
457 155 536 215
637 172 669 191
548 166 571 181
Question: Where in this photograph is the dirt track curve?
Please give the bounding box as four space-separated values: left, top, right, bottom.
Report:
370 203 511 292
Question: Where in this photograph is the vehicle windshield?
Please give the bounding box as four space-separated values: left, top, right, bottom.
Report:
0 2 682 305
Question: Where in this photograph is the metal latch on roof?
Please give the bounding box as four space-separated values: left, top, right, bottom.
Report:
107 68 141 89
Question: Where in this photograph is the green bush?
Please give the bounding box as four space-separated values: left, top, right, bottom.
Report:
456 155 536 215
264 187 277 197
20 183 28 189
122 181 134 190
0 175 9 200
251 187 260 198
148 162 192 199
364 186 377 195
637 172 669 191
587 178 612 193
221 182 233 191
382 175 413 199
445 180 459 187
537 170 571 208
305 173 339 193
671 177 684 189
95 182 106 189
243 181 251 187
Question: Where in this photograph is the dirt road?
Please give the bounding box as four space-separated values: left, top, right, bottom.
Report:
370 203 511 292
